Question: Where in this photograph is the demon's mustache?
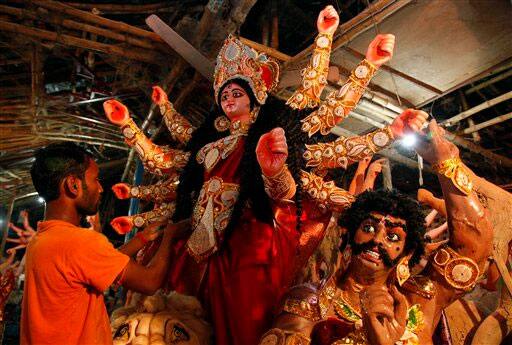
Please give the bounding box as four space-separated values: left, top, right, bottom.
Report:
350 240 399 267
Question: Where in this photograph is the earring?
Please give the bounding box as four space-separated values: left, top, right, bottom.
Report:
250 106 260 123
396 256 410 286
214 116 230 132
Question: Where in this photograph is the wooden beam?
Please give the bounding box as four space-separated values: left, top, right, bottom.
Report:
463 112 512 134
442 90 512 126
0 20 161 63
240 37 291 62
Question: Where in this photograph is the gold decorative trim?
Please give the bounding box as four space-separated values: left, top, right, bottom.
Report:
196 134 245 173
301 59 378 137
303 126 394 169
287 33 333 110
432 157 473 195
160 101 195 144
262 165 296 201
432 247 480 291
260 328 311 345
187 177 240 262
300 170 355 213
121 118 190 175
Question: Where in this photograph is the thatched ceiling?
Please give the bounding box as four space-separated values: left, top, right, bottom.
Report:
1 0 511 209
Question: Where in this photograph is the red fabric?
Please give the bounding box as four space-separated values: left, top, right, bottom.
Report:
21 220 129 345
261 66 274 89
165 138 330 345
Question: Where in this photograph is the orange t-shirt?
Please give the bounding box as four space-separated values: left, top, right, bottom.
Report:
21 220 130 345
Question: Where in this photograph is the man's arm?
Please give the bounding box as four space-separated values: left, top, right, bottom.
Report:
117 221 165 257
118 219 190 295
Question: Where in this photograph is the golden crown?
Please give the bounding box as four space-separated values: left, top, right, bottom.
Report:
213 35 280 105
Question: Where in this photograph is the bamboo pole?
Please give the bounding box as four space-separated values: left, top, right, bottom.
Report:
32 0 163 42
442 91 512 126
463 112 512 134
38 135 129 151
0 20 160 63
0 2 164 51
66 2 180 14
466 68 512 95
458 90 480 142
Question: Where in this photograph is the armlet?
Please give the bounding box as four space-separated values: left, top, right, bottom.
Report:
262 165 296 201
431 246 480 291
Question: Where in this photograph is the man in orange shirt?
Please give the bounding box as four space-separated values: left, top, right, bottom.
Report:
21 142 188 345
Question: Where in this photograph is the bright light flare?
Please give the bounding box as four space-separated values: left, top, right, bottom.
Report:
38 196 45 203
400 133 417 148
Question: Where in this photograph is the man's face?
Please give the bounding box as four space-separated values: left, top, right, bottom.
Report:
351 212 407 272
76 159 103 216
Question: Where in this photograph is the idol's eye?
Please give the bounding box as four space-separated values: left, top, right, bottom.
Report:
113 324 129 340
387 233 400 242
171 324 190 342
233 90 243 98
221 94 228 101
362 224 375 234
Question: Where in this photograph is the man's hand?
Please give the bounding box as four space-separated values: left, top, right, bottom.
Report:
151 86 168 106
356 156 373 173
415 120 459 165
361 284 408 345
256 127 288 177
366 34 395 67
139 221 165 242
390 109 429 138
103 99 131 126
112 183 131 199
367 158 387 177
317 5 339 35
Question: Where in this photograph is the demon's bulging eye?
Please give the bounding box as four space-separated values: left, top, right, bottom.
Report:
363 224 375 234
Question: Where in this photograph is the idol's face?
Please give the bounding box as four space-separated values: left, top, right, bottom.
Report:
351 212 407 273
219 82 251 122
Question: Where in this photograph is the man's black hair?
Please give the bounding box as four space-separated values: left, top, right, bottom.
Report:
30 142 93 202
338 189 425 267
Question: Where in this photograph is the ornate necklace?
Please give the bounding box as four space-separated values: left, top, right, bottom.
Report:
333 291 361 323
196 133 246 173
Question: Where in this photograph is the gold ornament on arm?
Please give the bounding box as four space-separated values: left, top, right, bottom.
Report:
301 59 378 137
431 157 473 195
303 126 394 170
262 165 297 201
160 101 195 144
287 33 333 110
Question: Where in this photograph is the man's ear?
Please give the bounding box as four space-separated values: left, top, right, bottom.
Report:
63 175 82 198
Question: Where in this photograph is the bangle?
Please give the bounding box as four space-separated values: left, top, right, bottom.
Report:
432 157 473 195
262 165 296 200
135 231 148 245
